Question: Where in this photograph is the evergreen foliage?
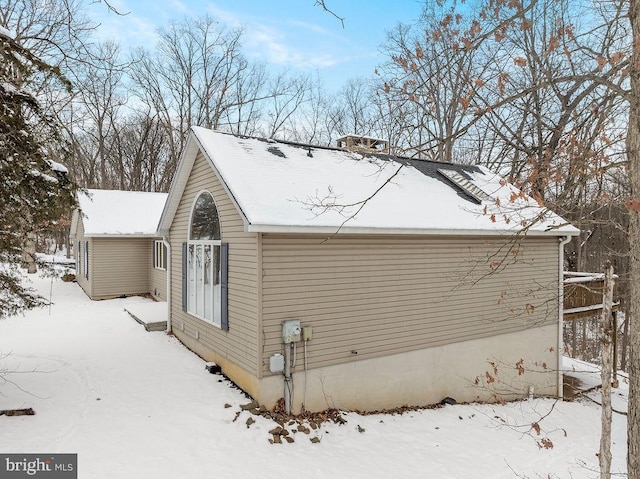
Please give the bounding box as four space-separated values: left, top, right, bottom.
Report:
0 29 76 318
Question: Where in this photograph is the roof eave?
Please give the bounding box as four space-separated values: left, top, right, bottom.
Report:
83 233 161 238
246 223 580 237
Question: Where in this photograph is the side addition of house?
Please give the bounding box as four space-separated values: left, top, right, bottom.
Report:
70 189 169 301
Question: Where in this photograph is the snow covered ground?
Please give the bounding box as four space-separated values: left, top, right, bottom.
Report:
0 271 628 478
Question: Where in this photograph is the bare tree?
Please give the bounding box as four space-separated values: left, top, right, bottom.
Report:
627 0 640 471
64 41 127 189
129 16 251 167
287 75 334 145
107 113 173 191
263 72 312 139
129 15 313 171
379 0 627 196
381 10 489 162
225 62 268 137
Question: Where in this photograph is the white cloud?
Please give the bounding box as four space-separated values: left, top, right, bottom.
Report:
286 19 333 36
167 0 192 15
247 26 338 69
87 0 159 49
205 3 244 27
202 2 349 70
85 0 375 87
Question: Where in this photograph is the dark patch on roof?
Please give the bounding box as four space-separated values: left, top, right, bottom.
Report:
267 146 286 158
255 137 277 144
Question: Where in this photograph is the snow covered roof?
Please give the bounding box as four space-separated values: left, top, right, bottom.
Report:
159 127 579 237
75 189 168 237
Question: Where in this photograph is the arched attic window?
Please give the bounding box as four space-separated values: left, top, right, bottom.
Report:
184 191 228 329
190 192 221 240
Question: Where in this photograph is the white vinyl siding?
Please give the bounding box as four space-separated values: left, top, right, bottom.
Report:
72 214 167 301
91 238 152 299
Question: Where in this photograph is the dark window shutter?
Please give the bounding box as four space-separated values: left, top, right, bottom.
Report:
85 241 89 279
182 242 188 312
221 243 229 331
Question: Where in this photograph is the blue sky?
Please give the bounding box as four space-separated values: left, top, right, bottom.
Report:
88 0 425 90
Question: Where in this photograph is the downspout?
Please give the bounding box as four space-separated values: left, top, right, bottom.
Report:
558 235 572 399
163 237 172 334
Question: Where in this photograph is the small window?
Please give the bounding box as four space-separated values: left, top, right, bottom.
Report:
153 240 166 270
83 241 89 279
76 241 82 276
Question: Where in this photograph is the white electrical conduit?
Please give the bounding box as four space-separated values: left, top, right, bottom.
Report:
303 339 308 412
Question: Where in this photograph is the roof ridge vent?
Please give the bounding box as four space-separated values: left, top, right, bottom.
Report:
437 168 492 204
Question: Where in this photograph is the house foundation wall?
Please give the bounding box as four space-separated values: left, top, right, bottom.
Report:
255 324 558 413
172 329 262 402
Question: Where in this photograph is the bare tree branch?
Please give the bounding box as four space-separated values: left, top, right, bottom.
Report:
314 1 345 28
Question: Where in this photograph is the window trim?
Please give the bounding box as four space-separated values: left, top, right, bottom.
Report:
185 190 225 329
189 189 221 242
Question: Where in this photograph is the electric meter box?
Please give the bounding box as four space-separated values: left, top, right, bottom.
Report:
282 319 301 344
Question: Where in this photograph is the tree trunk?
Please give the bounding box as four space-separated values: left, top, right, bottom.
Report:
622 308 630 371
613 312 619 389
65 230 71 259
23 235 37 274
627 0 640 474
599 262 614 479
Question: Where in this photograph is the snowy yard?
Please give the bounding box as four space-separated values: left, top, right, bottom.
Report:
0 272 628 478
